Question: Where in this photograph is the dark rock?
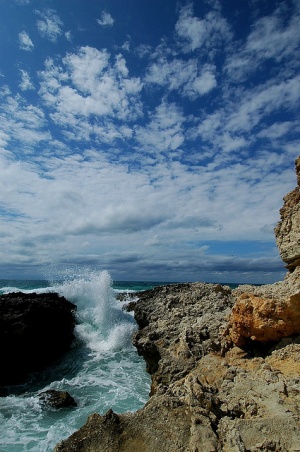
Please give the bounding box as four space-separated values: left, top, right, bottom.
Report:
0 292 76 386
39 389 77 408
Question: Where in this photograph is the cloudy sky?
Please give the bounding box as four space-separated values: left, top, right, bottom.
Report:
0 0 299 283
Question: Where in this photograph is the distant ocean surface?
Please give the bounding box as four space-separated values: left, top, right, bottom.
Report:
0 272 239 451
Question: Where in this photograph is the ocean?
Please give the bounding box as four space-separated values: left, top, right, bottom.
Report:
0 270 169 452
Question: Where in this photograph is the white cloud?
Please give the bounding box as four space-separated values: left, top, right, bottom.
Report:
226 76 300 133
246 6 300 62
185 66 216 97
38 46 143 142
0 89 51 151
65 31 72 42
97 11 114 27
0 130 9 148
225 3 300 81
135 101 185 154
176 4 206 50
121 41 131 52
257 121 298 140
135 44 153 58
145 58 216 99
36 9 63 42
193 72 300 159
19 70 34 91
219 134 247 153
19 31 34 51
115 54 129 77
175 4 232 52
144 235 161 246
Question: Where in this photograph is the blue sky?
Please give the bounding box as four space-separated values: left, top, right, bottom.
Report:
0 0 299 283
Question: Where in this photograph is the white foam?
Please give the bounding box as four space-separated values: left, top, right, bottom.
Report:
0 286 54 295
52 270 135 354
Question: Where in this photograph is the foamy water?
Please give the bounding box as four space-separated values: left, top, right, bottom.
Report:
0 270 150 451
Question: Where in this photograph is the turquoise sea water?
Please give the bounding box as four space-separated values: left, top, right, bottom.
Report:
0 271 166 452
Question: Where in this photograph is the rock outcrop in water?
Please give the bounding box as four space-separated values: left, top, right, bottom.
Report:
55 158 300 452
39 389 77 409
0 292 76 387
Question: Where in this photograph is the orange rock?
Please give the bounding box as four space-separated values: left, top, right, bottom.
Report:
228 292 300 346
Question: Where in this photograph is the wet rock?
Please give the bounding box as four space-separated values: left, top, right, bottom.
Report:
0 292 76 386
39 389 77 409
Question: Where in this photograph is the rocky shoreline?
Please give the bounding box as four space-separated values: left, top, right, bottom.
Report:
55 158 300 451
55 280 300 452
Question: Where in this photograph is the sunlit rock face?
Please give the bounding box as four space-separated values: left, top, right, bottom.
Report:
275 156 300 272
228 277 300 346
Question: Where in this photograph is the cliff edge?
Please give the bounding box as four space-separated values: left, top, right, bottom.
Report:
55 158 300 452
275 155 300 271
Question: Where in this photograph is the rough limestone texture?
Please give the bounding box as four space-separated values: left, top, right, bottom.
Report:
228 267 300 346
56 283 300 452
275 156 300 271
56 158 300 452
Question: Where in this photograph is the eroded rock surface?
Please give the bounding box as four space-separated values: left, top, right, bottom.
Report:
228 267 300 346
275 156 300 271
132 283 233 395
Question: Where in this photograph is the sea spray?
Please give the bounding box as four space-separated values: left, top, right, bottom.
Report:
54 269 135 354
0 270 150 452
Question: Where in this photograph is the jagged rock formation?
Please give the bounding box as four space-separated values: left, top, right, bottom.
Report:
55 158 300 452
275 156 300 271
0 292 76 387
132 283 233 395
